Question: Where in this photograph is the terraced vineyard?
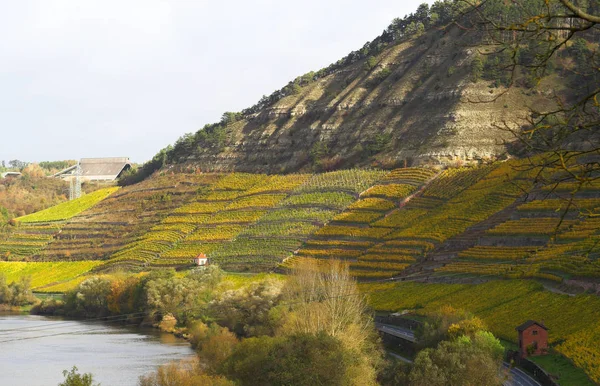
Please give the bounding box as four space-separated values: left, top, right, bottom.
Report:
0 223 60 261
0 164 597 282
36 173 222 263
0 188 120 261
437 174 600 281
295 164 537 279
108 173 311 269
211 169 385 271
295 167 438 279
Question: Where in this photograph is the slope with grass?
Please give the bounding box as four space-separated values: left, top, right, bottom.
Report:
0 261 102 289
15 187 120 223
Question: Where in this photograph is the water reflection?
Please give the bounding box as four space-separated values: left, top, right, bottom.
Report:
0 313 195 386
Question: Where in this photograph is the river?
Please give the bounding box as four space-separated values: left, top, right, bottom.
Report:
0 313 195 386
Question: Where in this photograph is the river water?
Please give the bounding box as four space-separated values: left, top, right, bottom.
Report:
0 313 195 386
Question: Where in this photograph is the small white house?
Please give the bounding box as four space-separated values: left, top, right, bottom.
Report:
194 253 209 266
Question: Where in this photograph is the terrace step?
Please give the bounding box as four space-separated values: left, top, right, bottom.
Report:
425 195 527 261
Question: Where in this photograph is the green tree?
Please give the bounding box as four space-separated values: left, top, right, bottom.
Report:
471 55 484 82
58 366 99 386
309 141 329 168
65 277 112 317
0 274 10 303
364 56 378 71
221 333 363 386
145 276 210 324
7 276 34 306
0 274 34 306
415 3 431 26
209 279 283 337
220 112 241 126
409 331 505 386
191 323 239 373
416 306 485 349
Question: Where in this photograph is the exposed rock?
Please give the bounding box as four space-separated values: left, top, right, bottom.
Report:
184 25 553 173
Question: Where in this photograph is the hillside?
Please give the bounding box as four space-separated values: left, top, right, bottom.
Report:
1 1 598 383
3 163 598 287
118 1 591 180
2 164 599 382
165 26 526 173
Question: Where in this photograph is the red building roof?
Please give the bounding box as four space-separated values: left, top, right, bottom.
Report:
516 320 548 332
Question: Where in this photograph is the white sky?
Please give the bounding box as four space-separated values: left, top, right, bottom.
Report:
0 0 427 163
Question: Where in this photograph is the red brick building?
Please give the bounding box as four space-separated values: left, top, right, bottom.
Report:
516 320 549 358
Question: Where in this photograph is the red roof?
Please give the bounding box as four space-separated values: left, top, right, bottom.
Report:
516 320 548 332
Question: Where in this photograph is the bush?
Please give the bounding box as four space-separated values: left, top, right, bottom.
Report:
58 366 99 386
409 331 505 386
64 277 113 317
189 322 239 373
138 359 234 386
0 274 35 306
365 134 392 156
209 279 283 337
471 55 483 82
31 298 65 315
364 56 378 71
221 333 367 386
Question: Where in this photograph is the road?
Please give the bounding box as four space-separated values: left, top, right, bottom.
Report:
376 323 541 386
375 323 417 342
502 363 542 386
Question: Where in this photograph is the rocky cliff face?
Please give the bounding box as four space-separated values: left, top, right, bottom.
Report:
187 26 550 173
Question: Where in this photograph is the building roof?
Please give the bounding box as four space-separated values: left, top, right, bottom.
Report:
79 157 130 179
516 320 548 332
53 157 131 181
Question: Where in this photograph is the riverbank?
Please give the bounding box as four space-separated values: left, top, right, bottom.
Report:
0 303 34 313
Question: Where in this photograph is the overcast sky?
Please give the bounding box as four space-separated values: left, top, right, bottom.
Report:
0 0 427 164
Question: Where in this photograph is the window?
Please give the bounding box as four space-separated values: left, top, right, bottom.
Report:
532 330 538 336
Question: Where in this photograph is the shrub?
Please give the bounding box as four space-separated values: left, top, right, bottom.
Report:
221 333 366 386
471 55 483 82
138 359 234 386
409 331 505 386
0 274 35 306
58 366 99 386
64 277 113 317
